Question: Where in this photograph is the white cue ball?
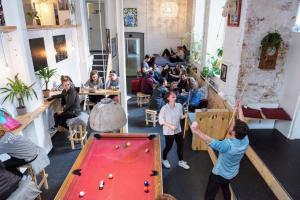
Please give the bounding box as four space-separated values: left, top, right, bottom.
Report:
79 191 85 197
108 174 113 179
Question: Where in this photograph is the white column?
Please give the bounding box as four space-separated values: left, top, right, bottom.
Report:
116 0 128 132
199 0 210 73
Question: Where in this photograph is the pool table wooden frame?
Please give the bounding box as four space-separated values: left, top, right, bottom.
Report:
54 133 163 199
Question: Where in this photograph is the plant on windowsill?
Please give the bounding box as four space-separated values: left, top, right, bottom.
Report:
35 67 57 98
1 74 38 115
201 48 223 78
27 11 41 26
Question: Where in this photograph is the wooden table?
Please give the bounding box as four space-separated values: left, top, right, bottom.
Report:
78 88 121 102
55 133 162 200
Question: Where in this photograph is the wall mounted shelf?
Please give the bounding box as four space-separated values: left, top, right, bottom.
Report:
0 26 17 33
27 24 77 31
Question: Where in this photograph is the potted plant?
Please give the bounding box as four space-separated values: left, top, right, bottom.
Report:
1 74 38 115
27 11 41 26
35 67 57 98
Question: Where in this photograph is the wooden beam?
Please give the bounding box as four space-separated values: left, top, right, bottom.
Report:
246 146 292 200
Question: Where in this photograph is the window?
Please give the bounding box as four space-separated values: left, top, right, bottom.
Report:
293 3 300 32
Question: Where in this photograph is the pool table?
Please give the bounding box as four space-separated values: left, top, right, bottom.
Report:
55 133 162 200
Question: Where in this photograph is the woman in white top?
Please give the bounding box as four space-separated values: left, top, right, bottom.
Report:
159 91 190 170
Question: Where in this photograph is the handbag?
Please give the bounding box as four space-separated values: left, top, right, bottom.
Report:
0 108 21 131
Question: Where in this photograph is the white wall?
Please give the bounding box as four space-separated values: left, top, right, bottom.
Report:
124 0 191 55
276 32 300 138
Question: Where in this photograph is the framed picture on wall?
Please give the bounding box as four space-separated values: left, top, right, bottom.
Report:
58 0 69 10
220 64 228 82
111 37 117 58
227 0 242 27
0 0 5 26
124 8 137 27
29 37 48 71
53 35 68 63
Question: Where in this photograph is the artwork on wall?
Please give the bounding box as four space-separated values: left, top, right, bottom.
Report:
220 64 228 82
0 0 5 26
111 37 117 58
29 38 48 72
53 35 68 63
58 0 69 10
124 8 137 27
227 0 242 27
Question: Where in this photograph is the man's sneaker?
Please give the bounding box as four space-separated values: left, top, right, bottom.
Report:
178 160 190 170
162 160 171 168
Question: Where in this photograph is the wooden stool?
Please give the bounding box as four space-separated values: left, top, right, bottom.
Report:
25 165 49 200
69 124 88 149
137 92 151 107
145 109 158 127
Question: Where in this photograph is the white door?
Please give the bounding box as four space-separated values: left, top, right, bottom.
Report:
125 38 141 76
87 3 106 51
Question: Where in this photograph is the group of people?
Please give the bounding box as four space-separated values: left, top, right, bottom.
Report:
49 70 120 133
138 55 250 200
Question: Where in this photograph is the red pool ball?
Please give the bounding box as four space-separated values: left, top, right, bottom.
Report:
145 148 149 153
126 142 131 147
144 186 149 193
115 145 120 149
108 174 113 179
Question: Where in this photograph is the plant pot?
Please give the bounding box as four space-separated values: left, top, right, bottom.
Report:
43 90 51 98
16 106 27 116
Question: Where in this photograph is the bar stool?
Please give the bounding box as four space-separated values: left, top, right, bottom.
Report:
137 92 151 107
145 109 158 127
67 112 89 149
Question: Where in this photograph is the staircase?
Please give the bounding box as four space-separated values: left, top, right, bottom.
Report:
91 50 108 82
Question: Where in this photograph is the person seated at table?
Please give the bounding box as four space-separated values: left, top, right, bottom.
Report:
176 70 189 93
179 77 202 111
141 72 154 95
0 128 39 177
52 75 75 91
168 64 181 82
148 78 168 112
48 78 81 132
105 70 120 102
105 70 120 89
85 70 104 104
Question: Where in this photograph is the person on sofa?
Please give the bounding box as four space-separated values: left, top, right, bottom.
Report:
141 72 154 95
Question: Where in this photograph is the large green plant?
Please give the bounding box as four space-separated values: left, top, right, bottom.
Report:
261 32 283 49
202 48 223 77
35 67 57 91
1 74 38 108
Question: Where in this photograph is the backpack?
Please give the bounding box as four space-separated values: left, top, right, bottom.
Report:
0 108 21 132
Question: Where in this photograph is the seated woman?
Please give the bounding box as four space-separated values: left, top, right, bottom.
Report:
151 64 161 83
0 129 39 177
168 64 181 82
141 72 154 95
49 77 81 131
187 77 202 111
148 78 168 112
52 75 75 91
176 70 189 93
85 70 104 104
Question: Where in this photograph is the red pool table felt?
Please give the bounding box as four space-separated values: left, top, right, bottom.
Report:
55 133 162 200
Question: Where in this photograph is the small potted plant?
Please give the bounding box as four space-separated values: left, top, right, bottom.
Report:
35 67 57 98
27 11 41 26
1 74 38 115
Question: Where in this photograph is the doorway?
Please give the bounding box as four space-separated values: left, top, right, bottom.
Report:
86 2 107 51
125 32 144 77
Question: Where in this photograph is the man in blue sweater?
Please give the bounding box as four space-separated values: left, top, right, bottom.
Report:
190 102 249 200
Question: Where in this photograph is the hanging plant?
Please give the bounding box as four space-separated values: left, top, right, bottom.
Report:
261 32 283 49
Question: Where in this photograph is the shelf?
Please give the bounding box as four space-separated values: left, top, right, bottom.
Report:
0 26 17 33
27 24 77 31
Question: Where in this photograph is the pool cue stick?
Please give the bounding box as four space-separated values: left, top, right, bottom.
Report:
222 84 247 140
183 91 191 138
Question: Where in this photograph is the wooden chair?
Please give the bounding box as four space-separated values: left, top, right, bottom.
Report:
145 109 158 127
137 92 151 107
68 124 88 149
